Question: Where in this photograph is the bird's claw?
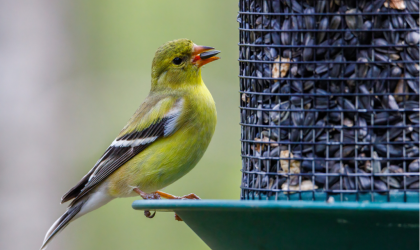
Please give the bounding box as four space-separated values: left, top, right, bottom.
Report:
144 210 156 219
180 193 201 200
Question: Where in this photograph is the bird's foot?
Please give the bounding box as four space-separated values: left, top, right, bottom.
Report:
179 193 201 200
133 188 160 219
155 190 201 200
133 188 161 200
134 189 200 221
154 191 200 221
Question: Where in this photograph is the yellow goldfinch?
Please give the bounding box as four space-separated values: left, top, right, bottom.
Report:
41 39 219 249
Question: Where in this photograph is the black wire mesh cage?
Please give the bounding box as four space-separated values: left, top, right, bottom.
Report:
238 0 420 202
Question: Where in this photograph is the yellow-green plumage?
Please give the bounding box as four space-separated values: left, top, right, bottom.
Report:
40 38 218 250
108 79 216 196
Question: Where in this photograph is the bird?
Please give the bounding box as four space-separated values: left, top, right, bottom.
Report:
40 38 220 249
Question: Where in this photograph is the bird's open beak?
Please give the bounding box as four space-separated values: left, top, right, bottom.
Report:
192 44 220 67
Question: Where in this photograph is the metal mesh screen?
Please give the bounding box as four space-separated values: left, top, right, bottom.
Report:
238 0 419 202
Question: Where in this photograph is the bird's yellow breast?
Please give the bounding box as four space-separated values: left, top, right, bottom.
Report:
107 81 216 196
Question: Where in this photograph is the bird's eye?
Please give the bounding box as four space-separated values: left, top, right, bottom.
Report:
172 57 182 65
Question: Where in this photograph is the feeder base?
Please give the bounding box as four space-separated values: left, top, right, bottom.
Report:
132 200 419 250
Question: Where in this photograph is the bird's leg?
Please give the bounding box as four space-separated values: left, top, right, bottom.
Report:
155 190 201 200
133 188 160 219
133 188 161 200
155 191 201 221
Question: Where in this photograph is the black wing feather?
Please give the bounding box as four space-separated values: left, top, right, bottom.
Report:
117 117 169 141
62 117 168 205
60 148 112 203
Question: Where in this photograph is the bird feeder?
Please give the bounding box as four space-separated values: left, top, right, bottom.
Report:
239 0 419 203
134 1 419 249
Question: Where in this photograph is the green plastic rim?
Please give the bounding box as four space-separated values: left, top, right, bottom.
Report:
133 200 419 250
132 199 420 211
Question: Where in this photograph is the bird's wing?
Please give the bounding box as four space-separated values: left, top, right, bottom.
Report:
61 95 185 205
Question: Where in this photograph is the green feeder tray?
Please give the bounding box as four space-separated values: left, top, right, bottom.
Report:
133 199 419 250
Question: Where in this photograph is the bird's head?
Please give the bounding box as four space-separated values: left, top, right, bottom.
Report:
151 39 220 91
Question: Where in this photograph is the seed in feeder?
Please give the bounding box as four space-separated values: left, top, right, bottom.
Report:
409 159 419 172
272 56 290 79
394 77 409 102
327 197 335 203
252 137 268 152
381 167 401 188
343 118 353 127
242 93 249 103
405 32 420 46
252 137 278 152
279 150 300 174
363 160 372 173
281 180 318 194
384 0 406 10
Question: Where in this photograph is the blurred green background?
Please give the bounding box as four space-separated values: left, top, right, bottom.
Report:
0 1 239 250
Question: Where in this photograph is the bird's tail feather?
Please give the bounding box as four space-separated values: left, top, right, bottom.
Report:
41 185 113 249
40 201 85 250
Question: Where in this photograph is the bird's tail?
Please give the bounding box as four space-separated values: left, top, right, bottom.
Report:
40 190 113 250
40 201 84 250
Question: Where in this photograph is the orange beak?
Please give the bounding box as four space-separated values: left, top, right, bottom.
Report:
192 44 220 67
